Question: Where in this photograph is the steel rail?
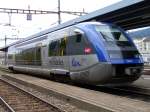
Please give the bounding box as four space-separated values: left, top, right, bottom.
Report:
0 97 15 112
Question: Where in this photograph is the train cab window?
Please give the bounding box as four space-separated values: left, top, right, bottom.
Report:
95 25 131 46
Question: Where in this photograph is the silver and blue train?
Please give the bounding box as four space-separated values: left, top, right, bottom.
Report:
7 22 144 85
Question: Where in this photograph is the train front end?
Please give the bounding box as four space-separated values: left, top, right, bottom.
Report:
85 22 144 85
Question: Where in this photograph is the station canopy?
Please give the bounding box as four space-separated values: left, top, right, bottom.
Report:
64 0 149 30
0 0 149 51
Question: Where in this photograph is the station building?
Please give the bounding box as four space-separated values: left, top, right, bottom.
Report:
129 28 150 64
133 38 150 64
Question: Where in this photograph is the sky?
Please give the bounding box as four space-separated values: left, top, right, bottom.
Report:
0 0 121 48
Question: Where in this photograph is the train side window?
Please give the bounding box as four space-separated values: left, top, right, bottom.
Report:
49 33 68 56
74 29 84 43
68 28 86 55
49 38 67 56
67 28 95 55
49 41 57 50
49 41 58 56
76 34 82 43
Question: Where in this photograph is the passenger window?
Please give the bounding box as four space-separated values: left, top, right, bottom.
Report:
49 37 67 56
74 29 84 43
49 41 57 50
67 28 95 55
15 47 41 66
76 34 82 43
49 41 60 56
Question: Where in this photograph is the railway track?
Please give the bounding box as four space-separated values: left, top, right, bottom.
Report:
0 78 66 112
76 84 150 102
106 86 150 101
0 66 11 73
143 70 150 75
142 66 150 75
109 86 150 101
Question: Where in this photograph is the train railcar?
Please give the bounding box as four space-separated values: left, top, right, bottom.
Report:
7 22 144 85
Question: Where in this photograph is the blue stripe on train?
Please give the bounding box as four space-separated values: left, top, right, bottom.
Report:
110 58 143 64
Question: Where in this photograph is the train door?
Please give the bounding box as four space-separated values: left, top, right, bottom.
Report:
48 31 70 73
35 46 41 65
41 45 47 67
58 36 70 71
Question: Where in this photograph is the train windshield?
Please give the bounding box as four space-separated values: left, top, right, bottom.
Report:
95 25 131 46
